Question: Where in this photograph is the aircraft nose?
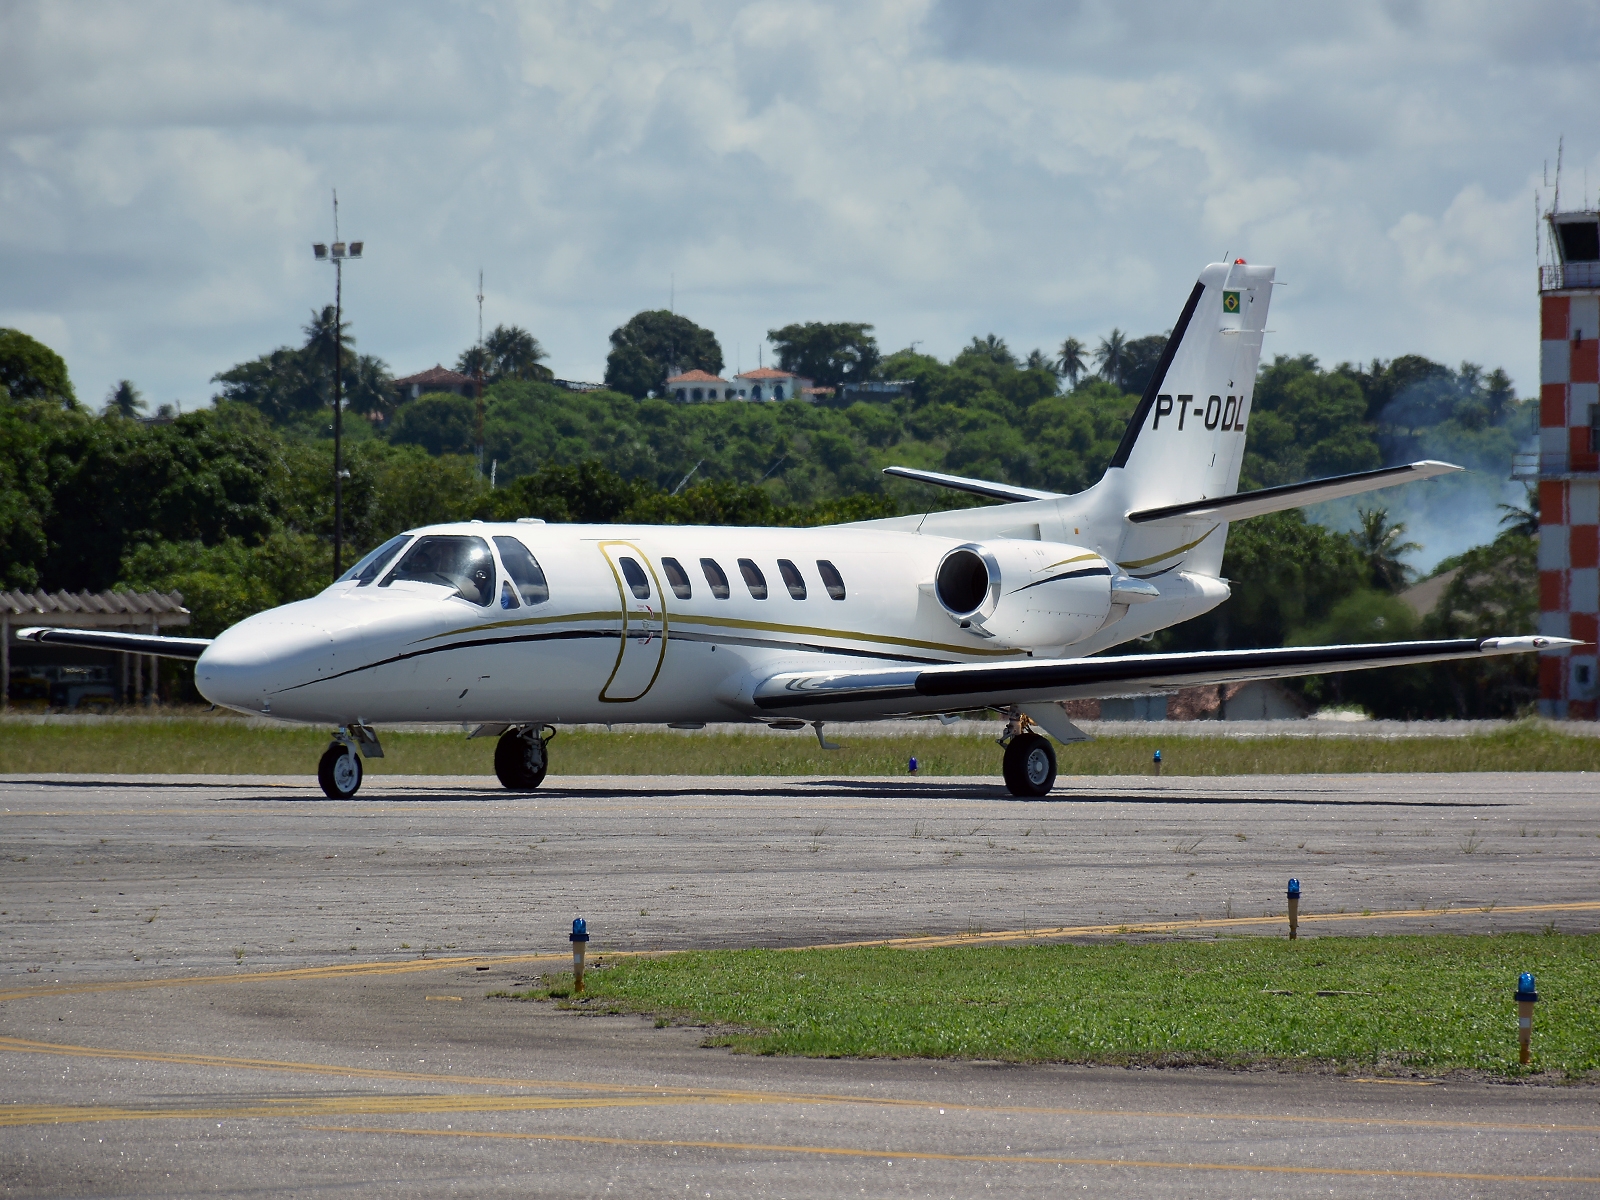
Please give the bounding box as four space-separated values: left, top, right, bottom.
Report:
195 605 343 713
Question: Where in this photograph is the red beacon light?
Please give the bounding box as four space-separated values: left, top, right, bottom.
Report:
1234 258 1247 264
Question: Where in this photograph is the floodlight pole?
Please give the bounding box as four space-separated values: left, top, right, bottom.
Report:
313 191 362 579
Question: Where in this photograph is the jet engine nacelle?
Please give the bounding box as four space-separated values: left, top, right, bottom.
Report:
933 540 1115 649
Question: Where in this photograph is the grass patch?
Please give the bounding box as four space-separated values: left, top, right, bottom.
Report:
521 935 1600 1076
3 718 1600 776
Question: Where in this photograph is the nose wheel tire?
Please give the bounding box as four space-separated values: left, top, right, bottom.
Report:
494 728 549 791
1002 732 1056 797
317 742 363 799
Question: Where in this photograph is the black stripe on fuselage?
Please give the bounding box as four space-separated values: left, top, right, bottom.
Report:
1013 566 1112 592
276 625 956 693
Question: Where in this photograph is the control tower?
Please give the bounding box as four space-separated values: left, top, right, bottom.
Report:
1537 206 1600 718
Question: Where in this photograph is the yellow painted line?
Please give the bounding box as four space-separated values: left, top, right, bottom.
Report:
0 953 567 1003
1352 1078 1439 1087
0 1094 704 1128
6 900 1597 1004
4 1038 1598 1136
310 1127 1600 1185
423 995 462 1002
808 900 1600 950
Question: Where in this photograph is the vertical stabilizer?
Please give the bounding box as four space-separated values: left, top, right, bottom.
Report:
1106 261 1274 577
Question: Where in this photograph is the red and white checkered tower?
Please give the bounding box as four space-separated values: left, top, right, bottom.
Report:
1538 205 1600 718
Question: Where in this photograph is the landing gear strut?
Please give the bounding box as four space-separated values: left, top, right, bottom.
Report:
999 711 1056 798
495 725 553 791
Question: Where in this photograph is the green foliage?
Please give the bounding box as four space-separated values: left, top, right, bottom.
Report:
767 321 880 389
604 310 722 398
0 328 75 408
212 306 394 427
388 392 476 456
1246 354 1380 487
104 380 145 418
560 935 1600 1075
456 324 552 384
117 531 331 638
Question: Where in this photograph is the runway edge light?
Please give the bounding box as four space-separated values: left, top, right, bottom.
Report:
1515 971 1539 1065
571 917 590 994
1287 879 1300 941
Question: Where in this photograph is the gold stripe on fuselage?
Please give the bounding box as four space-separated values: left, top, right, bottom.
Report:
1116 525 1220 571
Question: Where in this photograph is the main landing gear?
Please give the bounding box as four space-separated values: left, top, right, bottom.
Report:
999 711 1056 798
494 725 554 791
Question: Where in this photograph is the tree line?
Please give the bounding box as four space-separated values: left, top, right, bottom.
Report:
0 313 1538 717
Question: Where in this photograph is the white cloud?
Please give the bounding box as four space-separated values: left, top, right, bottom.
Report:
2 0 1598 408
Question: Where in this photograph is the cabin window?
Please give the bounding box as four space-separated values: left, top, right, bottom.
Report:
700 557 731 599
817 559 846 600
383 535 496 606
738 558 768 599
340 533 411 586
661 556 693 599
777 559 806 599
619 556 651 599
492 536 549 605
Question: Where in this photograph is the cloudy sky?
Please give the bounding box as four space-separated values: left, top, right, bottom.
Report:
3 0 1599 411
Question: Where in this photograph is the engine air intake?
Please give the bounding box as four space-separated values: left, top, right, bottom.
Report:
936 548 990 616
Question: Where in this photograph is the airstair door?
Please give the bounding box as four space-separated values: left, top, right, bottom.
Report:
597 541 667 703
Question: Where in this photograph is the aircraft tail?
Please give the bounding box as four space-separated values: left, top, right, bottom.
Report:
1103 261 1274 576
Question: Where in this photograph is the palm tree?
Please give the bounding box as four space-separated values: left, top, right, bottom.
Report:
1056 337 1087 387
485 324 553 382
104 379 145 418
965 333 1015 367
1094 329 1128 388
1497 485 1539 538
1024 348 1057 376
1353 506 1422 592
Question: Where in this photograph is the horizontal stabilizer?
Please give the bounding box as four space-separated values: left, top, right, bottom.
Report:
882 466 1063 504
1128 461 1461 525
16 627 212 660
753 636 1575 717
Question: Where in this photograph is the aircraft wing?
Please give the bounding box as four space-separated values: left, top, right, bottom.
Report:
752 636 1571 719
15 627 213 660
1127 461 1461 525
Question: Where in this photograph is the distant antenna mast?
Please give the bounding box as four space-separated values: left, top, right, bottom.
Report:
1553 136 1564 213
474 269 485 476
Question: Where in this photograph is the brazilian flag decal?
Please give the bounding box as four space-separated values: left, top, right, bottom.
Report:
1222 290 1241 314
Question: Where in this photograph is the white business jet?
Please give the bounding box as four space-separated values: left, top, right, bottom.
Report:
23 261 1568 798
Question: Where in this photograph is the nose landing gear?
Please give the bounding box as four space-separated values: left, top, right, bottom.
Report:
494 725 554 791
318 740 364 799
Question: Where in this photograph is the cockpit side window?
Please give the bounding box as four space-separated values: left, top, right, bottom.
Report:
339 534 411 586
381 535 496 606
619 556 651 599
492 536 549 605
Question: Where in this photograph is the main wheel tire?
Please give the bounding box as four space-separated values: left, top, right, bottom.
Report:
1002 732 1057 798
317 742 363 799
494 728 548 791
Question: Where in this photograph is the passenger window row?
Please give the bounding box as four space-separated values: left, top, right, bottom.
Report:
649 556 845 602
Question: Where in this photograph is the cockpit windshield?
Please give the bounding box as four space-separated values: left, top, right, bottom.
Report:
338 534 412 586
380 535 496 606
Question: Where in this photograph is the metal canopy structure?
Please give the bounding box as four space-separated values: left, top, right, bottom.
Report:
2 590 190 710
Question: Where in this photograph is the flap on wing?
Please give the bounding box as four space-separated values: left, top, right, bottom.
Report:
881 466 1064 504
753 636 1573 715
1128 461 1461 525
15 627 212 660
